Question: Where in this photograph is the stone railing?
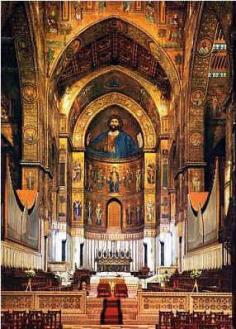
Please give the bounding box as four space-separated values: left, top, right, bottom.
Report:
138 291 232 315
1 291 86 315
2 291 231 320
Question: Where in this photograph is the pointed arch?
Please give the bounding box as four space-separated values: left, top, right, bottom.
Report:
72 93 157 151
49 16 180 97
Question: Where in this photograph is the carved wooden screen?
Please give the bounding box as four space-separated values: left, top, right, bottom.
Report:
107 200 121 228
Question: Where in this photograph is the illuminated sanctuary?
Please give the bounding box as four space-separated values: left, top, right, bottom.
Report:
1 1 235 328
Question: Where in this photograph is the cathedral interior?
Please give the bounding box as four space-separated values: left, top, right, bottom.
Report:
1 1 236 328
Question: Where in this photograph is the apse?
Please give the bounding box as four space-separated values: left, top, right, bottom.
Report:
70 85 158 272
84 106 144 235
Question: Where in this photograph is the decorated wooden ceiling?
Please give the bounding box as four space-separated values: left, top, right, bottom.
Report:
56 18 171 99
45 1 188 106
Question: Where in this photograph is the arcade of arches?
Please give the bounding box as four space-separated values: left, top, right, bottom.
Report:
1 2 236 328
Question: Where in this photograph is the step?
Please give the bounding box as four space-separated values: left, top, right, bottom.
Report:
63 316 157 326
136 314 158 324
62 294 142 326
63 325 156 329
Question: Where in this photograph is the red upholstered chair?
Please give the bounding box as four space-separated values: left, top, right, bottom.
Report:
214 314 232 329
114 283 128 298
173 318 190 329
189 314 203 329
1 311 27 329
43 312 62 329
210 312 226 324
159 311 174 329
199 314 213 325
176 311 190 318
1 312 14 329
27 310 44 329
43 313 55 329
173 312 201 329
47 310 62 329
173 323 194 329
192 311 206 321
97 282 112 297
199 325 221 329
224 317 233 329
12 311 27 329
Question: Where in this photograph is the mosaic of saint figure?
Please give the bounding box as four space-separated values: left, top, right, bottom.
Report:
72 161 82 182
126 204 132 225
123 169 133 190
135 166 142 192
87 201 92 224
147 163 155 184
86 163 94 191
73 200 82 219
192 172 201 192
136 204 142 224
87 115 139 159
146 199 154 222
94 167 104 190
95 203 103 225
